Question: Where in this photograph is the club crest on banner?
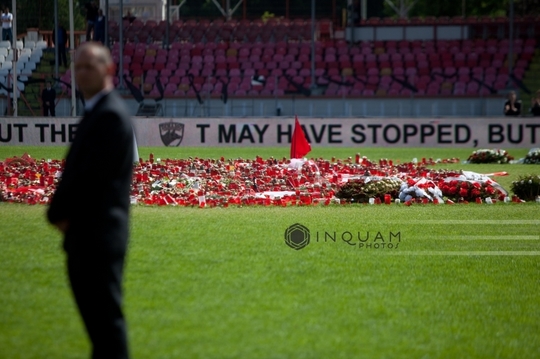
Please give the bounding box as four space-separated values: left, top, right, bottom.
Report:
159 122 184 147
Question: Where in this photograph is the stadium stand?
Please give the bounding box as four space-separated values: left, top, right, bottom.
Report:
4 15 539 106
139 34 532 98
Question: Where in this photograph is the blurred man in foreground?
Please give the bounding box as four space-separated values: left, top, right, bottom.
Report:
47 42 134 359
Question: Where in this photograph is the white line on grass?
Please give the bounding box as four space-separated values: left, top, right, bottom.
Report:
391 220 540 225
380 251 540 256
431 235 540 240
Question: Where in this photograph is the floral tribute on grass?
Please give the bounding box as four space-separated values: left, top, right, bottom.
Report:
0 153 529 207
523 148 540 164
335 177 402 204
466 149 514 164
510 175 540 202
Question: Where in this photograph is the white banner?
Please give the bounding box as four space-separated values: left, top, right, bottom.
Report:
1 117 539 148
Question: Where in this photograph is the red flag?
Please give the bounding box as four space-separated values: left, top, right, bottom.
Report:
290 116 311 159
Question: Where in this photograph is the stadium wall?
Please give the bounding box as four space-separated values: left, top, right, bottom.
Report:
8 96 519 118
1 116 538 148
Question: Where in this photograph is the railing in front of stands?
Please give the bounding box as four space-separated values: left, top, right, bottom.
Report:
39 30 87 49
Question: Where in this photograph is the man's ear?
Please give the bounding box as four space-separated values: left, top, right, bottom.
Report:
107 62 116 76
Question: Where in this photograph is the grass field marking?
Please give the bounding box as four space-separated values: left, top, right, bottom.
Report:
378 251 540 256
431 235 540 240
392 220 540 225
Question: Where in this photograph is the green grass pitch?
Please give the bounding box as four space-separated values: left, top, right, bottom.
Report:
1 146 539 359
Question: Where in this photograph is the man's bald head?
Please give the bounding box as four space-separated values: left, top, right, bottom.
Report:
74 42 115 99
75 42 113 67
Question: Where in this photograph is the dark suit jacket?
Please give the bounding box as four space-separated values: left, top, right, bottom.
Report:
52 26 67 47
532 104 540 116
47 91 135 256
85 3 99 22
503 100 522 116
42 87 56 105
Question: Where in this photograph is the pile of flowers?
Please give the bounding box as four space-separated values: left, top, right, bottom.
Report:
0 154 60 205
398 178 444 204
523 148 540 164
438 179 501 203
335 177 402 203
466 149 514 164
0 153 526 207
510 175 540 201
